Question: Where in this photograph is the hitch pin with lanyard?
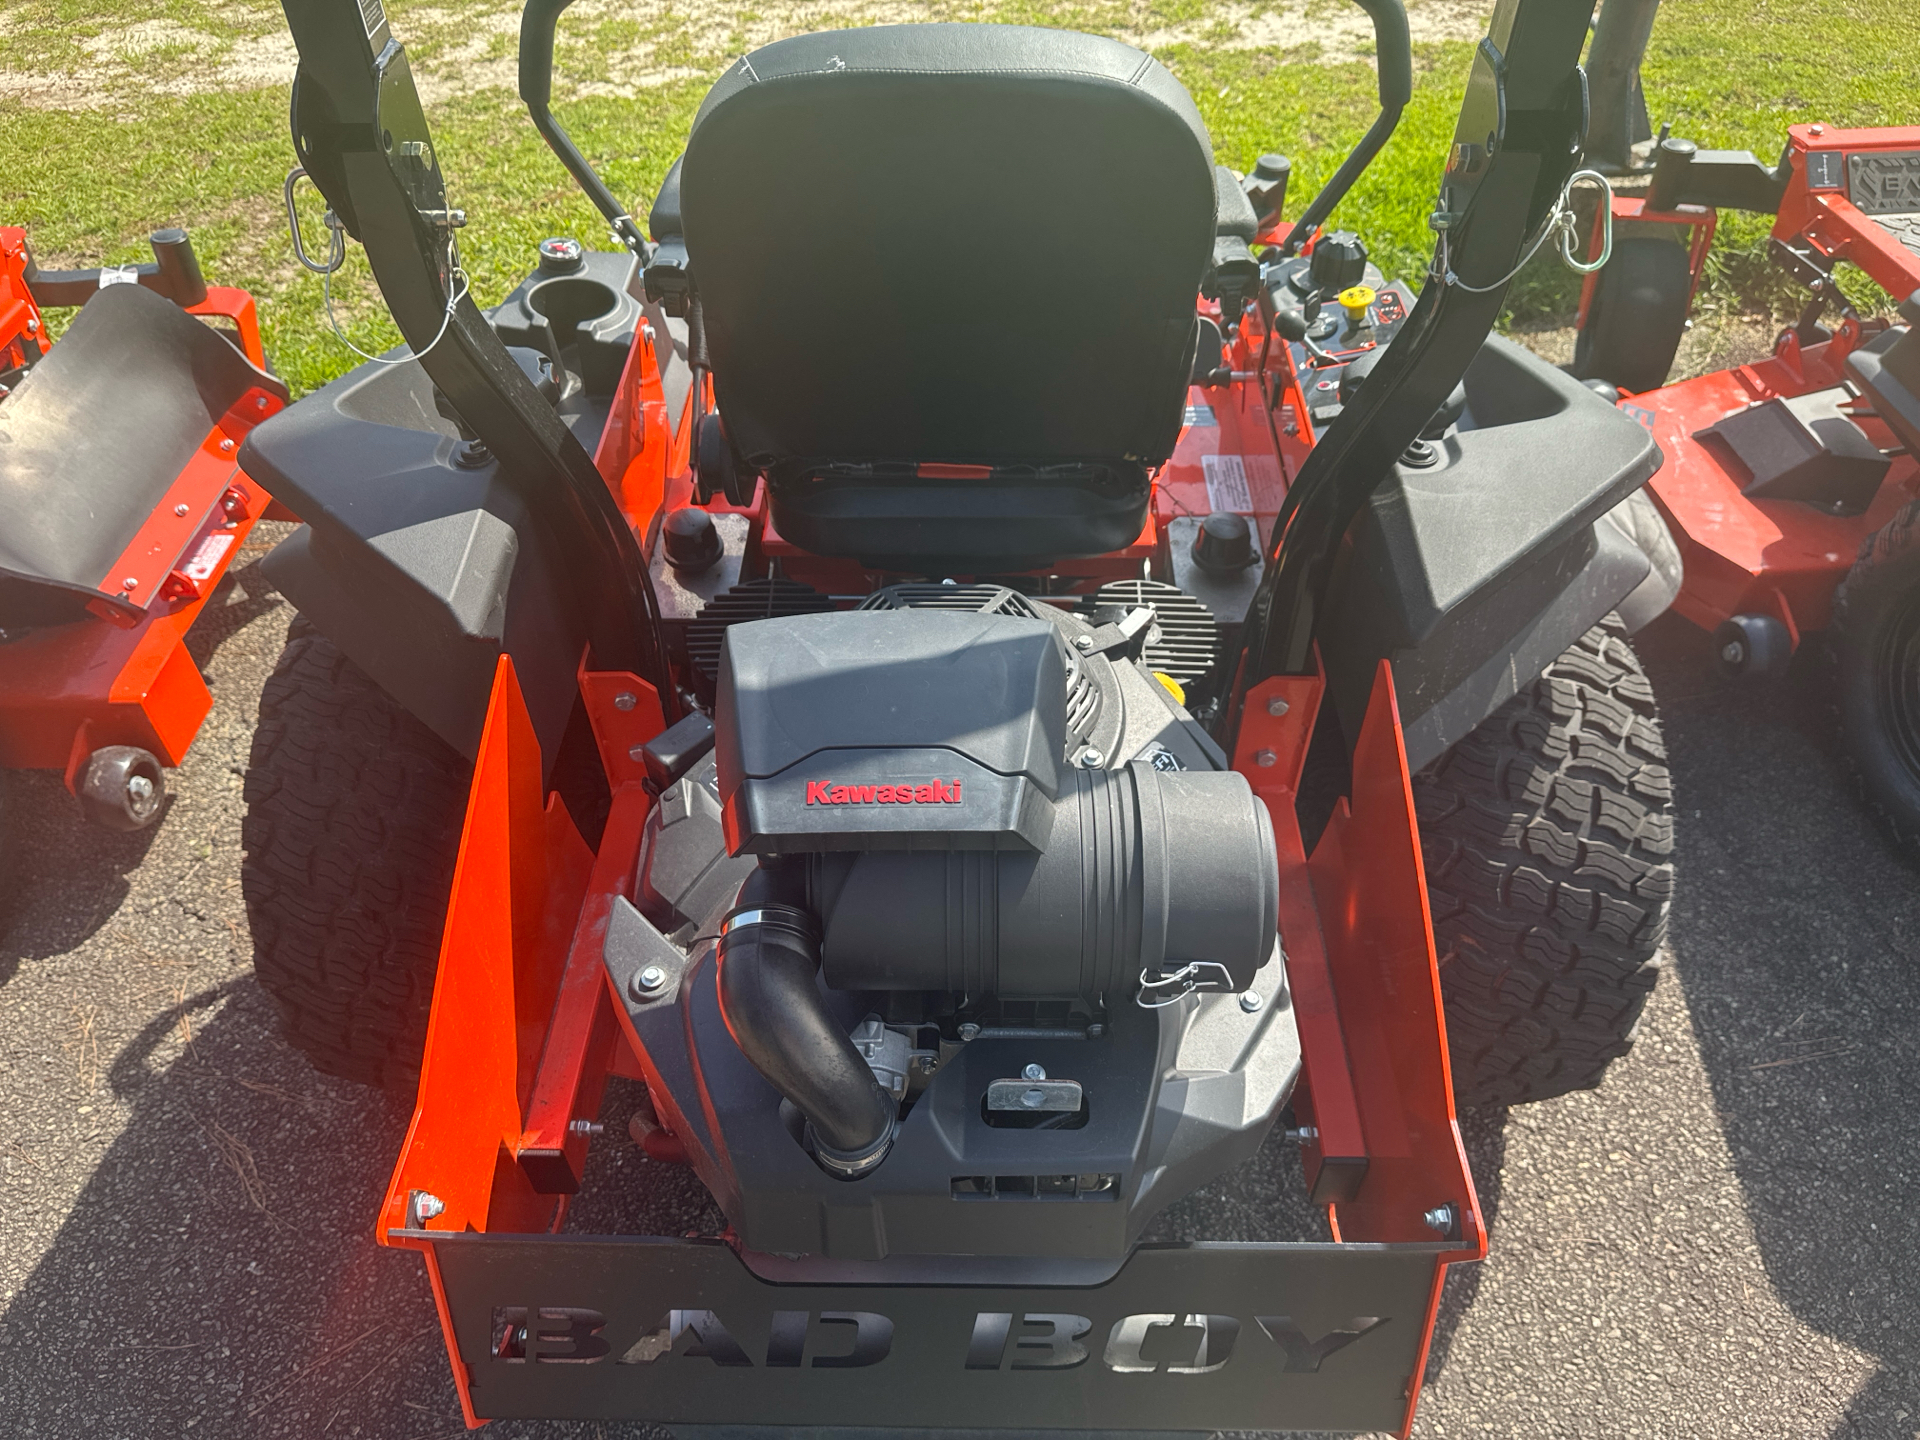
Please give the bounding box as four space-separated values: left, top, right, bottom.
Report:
1136 961 1238 1008
283 166 471 366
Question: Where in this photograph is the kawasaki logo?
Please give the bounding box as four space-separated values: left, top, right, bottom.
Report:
805 780 962 806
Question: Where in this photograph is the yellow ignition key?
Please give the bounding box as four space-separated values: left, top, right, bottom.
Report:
1338 284 1376 324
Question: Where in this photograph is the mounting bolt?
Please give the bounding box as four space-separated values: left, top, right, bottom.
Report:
1285 1124 1318 1144
1079 748 1104 768
957 1022 981 1041
1423 1204 1456 1235
1239 990 1264 1013
1073 634 1094 651
25 316 39 332
1022 1063 1046 1081
613 692 637 711
257 395 270 410
1255 749 1276 767
1721 640 1745 666
1267 696 1289 717
414 1191 445 1222
174 503 190 517
1810 123 1825 135
568 1119 605 1137
1021 1088 1046 1107
219 438 235 453
1085 1023 1104 1039
121 576 138 591
633 964 668 999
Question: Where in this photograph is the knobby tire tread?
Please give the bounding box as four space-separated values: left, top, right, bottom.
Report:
240 621 470 1090
1413 616 1674 1107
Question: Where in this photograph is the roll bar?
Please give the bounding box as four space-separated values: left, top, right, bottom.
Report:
1278 0 1414 255
518 0 646 255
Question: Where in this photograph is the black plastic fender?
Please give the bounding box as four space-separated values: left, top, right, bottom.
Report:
1316 335 1666 772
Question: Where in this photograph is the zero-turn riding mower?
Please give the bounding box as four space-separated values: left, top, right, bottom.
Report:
0 227 287 856
1571 125 1920 860
239 0 1676 1430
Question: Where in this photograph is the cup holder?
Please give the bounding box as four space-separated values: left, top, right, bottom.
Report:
528 275 619 346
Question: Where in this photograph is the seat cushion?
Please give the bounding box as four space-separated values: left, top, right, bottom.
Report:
0 282 283 619
678 24 1218 473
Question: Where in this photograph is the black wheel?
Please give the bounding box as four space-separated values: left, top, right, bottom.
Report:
241 621 471 1089
77 745 165 830
1572 236 1692 395
1414 617 1675 1107
1831 498 1920 864
1713 612 1793 680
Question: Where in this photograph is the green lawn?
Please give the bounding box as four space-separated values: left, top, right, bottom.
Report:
1 0 1912 395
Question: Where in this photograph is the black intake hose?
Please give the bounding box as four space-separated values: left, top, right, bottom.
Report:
715 899 897 1176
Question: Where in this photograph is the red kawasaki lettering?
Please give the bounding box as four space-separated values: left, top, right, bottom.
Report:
803 781 962 805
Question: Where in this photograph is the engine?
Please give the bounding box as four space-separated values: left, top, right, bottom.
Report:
715 604 1278 1000
611 585 1301 1264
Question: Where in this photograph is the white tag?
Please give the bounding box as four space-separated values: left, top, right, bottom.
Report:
1202 453 1254 513
183 531 236 583
98 266 139 288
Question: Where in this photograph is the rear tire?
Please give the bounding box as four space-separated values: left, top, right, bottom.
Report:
1830 498 1920 865
1573 236 1692 394
241 621 470 1090
1414 617 1675 1107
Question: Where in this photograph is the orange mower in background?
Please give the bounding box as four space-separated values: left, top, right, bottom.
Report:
0 226 289 844
1570 124 1920 859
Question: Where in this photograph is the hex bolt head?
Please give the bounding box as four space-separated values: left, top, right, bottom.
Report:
1022 1063 1046 1081
415 1192 445 1221
1267 696 1290 717
127 775 155 803
219 438 236 453
121 576 138 591
1255 749 1277 767
1239 990 1264 1013
568 1119 604 1137
633 964 668 999
1079 748 1104 768
174 503 190 517
1423 1204 1455 1234
957 1022 981 1041
1073 634 1094 651
1721 640 1745 666
257 395 270 410
613 692 637 712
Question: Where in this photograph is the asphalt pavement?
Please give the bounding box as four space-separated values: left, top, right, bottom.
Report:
1 533 1916 1439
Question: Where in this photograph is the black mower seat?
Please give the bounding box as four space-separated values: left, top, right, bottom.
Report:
668 24 1222 569
0 282 285 624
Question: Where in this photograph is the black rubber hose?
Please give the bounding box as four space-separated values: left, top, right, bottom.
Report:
715 902 896 1172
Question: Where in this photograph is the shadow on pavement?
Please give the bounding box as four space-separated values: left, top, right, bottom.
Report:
1635 613 1920 1434
0 769 167 975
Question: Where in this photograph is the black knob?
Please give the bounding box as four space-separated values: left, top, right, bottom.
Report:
1246 153 1291 220
663 506 723 573
537 236 586 274
1308 230 1368 293
1191 511 1258 574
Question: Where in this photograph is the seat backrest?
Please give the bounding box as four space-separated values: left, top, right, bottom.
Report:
677 24 1218 476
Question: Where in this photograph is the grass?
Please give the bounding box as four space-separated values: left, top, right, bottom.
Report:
2 0 1914 396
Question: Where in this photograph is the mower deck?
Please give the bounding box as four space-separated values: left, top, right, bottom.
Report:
1634 337 1920 640
0 225 287 800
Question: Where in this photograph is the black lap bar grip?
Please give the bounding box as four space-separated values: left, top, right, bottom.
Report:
715 902 898 1177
